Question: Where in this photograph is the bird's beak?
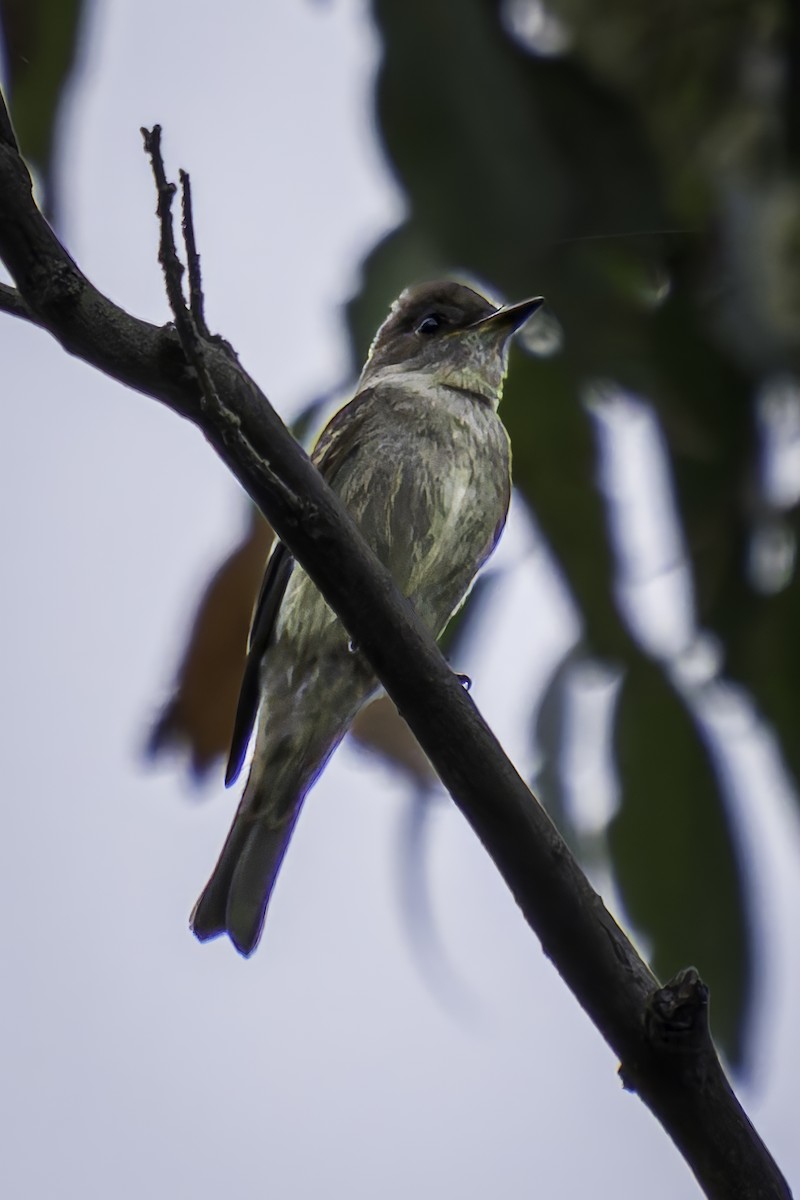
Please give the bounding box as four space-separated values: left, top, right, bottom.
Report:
471 296 545 338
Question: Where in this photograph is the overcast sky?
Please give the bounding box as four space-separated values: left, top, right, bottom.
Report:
1 3 798 1197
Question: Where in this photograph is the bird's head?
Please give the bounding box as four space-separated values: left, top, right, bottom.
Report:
359 281 543 409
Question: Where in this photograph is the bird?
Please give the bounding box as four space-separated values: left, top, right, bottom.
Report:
190 280 543 955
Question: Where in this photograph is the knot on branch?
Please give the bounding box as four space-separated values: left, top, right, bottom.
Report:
32 257 82 312
618 967 716 1093
645 966 711 1057
629 966 717 1093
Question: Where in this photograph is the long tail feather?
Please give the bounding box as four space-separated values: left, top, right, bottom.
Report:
191 789 302 956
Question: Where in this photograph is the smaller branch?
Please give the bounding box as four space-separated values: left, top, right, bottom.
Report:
179 168 209 338
0 281 38 325
141 125 217 426
141 127 307 520
140 126 193 351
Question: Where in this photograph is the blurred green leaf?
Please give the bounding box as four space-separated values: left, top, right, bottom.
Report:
546 0 785 222
609 661 752 1068
0 0 87 222
439 568 503 660
373 0 663 280
530 645 581 844
503 352 635 661
717 526 800 789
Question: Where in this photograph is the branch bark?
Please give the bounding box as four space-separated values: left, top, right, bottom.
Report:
0 97 791 1200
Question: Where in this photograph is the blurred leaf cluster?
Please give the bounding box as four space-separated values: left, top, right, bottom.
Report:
6 0 800 1070
346 0 800 1069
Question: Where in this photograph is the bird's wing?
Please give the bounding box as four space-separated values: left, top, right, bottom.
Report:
309 385 377 479
224 387 379 786
225 539 295 785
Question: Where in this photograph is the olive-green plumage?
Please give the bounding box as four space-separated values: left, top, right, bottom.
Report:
191 281 542 955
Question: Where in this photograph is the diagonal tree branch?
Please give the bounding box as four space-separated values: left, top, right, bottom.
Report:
0 95 791 1200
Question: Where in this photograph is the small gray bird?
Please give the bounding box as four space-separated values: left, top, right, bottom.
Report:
191 281 542 955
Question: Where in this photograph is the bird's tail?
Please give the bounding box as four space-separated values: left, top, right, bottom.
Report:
192 667 375 955
191 765 304 956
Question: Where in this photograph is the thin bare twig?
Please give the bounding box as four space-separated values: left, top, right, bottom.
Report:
140 126 194 351
140 126 305 514
179 168 209 338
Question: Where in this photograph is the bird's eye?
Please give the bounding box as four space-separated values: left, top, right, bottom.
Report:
416 312 445 335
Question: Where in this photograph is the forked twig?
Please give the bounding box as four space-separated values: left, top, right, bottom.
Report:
179 168 210 339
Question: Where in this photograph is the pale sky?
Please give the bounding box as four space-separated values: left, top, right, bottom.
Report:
1 3 798 1197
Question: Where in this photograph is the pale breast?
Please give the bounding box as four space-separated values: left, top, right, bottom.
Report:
335 383 509 634
273 382 510 661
